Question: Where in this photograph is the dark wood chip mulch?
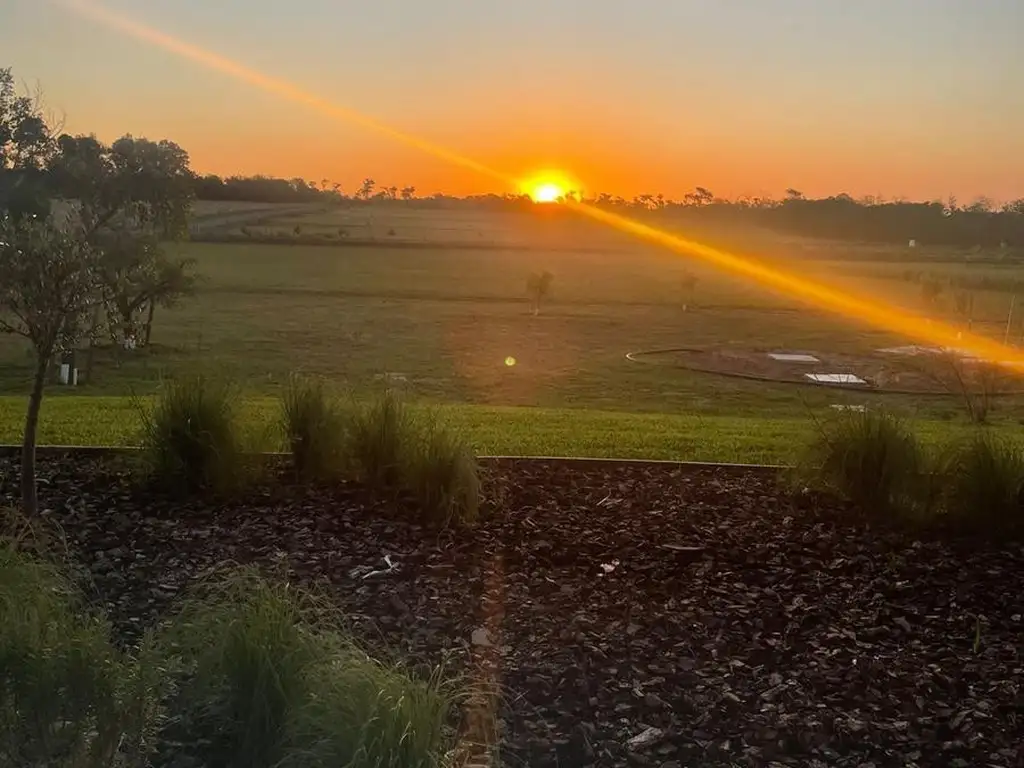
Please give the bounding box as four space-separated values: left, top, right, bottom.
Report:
2 455 1023 768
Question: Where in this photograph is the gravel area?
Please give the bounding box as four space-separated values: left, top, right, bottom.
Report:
2 454 1023 767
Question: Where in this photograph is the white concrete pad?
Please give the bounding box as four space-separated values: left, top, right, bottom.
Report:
806 373 868 385
769 353 820 363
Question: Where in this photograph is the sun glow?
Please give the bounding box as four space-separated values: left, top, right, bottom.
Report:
532 183 564 203
519 170 580 203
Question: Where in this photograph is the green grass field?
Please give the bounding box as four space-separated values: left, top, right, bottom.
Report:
1 396 1017 464
3 203 1023 458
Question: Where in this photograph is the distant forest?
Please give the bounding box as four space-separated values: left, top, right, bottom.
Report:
194 173 1024 249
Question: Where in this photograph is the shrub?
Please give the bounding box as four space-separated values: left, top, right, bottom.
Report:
140 375 242 494
939 433 1024 531
279 642 453 768
803 410 923 514
157 568 453 768
345 392 482 525
280 374 346 483
345 389 412 490
0 544 159 767
406 421 481 526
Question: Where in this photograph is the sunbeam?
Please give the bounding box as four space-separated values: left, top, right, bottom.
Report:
60 0 1024 371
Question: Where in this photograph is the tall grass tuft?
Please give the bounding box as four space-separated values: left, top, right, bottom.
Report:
939 432 1024 531
280 643 454 768
280 374 346 483
345 389 412 490
406 421 481 526
156 568 454 768
155 569 321 768
803 410 923 515
140 375 242 494
0 544 159 767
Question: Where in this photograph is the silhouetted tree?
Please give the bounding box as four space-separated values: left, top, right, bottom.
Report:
0 67 54 217
357 178 376 200
400 186 416 201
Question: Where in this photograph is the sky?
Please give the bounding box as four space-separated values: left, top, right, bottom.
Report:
3 0 1023 202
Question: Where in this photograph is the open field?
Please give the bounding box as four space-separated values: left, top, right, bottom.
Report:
4 203 1024 456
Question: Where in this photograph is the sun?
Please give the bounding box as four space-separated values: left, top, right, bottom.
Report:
519 170 581 204
532 182 564 203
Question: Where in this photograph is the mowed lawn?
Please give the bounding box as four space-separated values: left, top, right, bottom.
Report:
3 206 1024 458
0 396 1017 464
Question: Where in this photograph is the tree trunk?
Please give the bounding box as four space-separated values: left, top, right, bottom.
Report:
21 353 49 516
144 300 156 346
85 305 101 386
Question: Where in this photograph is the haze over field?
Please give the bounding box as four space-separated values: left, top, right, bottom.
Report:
4 0 1022 202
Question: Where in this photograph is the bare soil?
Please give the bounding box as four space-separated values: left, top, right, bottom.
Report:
631 345 1024 396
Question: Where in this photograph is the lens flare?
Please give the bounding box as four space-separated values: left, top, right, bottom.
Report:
60 0 1024 371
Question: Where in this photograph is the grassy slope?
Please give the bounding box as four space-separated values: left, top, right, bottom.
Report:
0 396 1013 463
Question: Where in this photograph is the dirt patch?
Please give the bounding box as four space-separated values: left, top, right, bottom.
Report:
2 456 1023 767
629 345 1024 396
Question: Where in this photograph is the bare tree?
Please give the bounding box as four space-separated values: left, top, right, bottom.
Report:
0 212 102 514
913 351 1007 424
526 271 554 316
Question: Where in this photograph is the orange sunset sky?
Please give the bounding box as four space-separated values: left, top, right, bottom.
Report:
4 0 1023 202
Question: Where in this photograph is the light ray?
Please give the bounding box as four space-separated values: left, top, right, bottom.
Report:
59 0 514 188
61 0 1024 370
566 200 1024 367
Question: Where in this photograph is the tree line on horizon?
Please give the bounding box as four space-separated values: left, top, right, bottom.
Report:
195 171 1024 248
2 60 1022 248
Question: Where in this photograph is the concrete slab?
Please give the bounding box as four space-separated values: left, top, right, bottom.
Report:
806 373 867 385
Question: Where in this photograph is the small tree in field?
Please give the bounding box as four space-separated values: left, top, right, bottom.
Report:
0 213 101 514
526 271 554 316
954 290 975 331
920 276 944 306
680 271 699 312
96 230 197 349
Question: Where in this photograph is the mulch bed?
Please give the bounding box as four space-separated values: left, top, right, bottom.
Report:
2 454 1023 768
